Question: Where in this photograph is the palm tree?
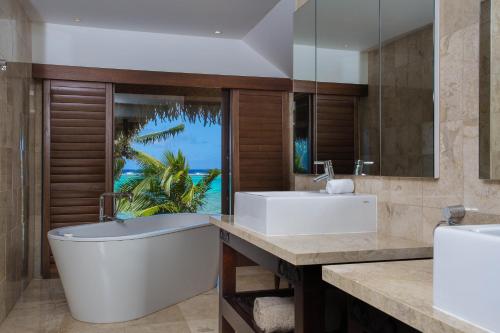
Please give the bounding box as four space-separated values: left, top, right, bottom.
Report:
114 124 185 181
116 150 220 216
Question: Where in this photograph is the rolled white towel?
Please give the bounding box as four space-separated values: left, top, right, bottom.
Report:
253 297 294 333
325 179 354 194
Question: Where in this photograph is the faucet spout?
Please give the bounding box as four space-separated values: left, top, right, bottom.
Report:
99 192 133 223
313 173 329 183
354 160 374 176
313 160 335 182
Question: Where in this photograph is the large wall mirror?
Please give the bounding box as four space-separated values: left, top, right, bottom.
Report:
293 0 439 178
480 0 500 180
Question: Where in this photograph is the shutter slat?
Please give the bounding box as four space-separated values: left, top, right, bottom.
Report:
51 111 106 120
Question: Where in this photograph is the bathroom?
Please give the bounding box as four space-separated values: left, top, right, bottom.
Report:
0 0 498 332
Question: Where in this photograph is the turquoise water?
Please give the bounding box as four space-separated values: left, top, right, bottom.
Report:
191 172 222 214
115 170 222 215
294 138 311 174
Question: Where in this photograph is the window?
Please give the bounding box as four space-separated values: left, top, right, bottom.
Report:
113 86 222 218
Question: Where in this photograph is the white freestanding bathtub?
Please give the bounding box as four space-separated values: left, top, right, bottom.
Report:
48 213 219 323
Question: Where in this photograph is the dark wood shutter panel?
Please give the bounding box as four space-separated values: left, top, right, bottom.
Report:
231 90 290 194
315 94 358 175
43 80 113 277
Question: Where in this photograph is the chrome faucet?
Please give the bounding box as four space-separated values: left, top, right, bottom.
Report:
99 192 133 223
442 205 466 225
354 160 374 176
434 205 467 233
313 160 334 182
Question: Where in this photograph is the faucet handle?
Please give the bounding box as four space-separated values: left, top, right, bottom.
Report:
313 160 334 181
442 205 466 225
314 160 334 167
355 160 374 165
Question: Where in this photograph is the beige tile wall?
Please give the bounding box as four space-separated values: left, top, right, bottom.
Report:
359 24 435 178
358 44 381 175
296 0 500 244
0 0 34 323
380 25 435 177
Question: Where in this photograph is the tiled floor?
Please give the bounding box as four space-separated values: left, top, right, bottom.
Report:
0 267 280 333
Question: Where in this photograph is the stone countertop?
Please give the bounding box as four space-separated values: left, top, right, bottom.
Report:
322 260 486 333
210 215 433 266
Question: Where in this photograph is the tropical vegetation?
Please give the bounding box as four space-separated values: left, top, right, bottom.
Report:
113 97 223 217
114 124 185 182
294 138 310 173
116 150 220 216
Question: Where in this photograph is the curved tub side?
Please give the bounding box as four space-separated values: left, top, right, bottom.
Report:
49 223 219 323
48 213 216 242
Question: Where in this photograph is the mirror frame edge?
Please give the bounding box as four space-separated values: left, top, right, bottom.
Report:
434 0 441 179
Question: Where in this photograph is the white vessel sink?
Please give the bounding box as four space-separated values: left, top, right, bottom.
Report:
434 224 500 332
234 191 377 236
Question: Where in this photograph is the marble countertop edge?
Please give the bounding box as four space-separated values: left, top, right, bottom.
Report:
322 266 434 332
322 261 487 333
210 215 433 266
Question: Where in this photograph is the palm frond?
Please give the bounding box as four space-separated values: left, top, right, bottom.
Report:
134 151 165 173
137 202 180 216
117 174 143 193
134 124 185 145
117 148 220 217
197 169 221 187
114 157 126 181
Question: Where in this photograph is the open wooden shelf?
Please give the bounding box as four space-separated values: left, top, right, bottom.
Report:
222 289 294 333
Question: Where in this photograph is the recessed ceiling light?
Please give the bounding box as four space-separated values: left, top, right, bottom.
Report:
214 30 222 35
73 17 81 22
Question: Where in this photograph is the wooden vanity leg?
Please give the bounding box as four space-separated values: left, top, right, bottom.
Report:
274 275 280 289
221 317 235 333
294 266 325 333
219 240 237 333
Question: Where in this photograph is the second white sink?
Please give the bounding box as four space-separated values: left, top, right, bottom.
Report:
234 191 377 236
434 224 500 332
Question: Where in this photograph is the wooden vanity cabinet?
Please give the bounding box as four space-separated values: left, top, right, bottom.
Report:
218 234 424 333
344 295 420 333
219 231 325 333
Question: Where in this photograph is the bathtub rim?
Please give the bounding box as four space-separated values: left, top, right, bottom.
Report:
47 213 219 242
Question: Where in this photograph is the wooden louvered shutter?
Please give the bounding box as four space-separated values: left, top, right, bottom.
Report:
315 94 358 175
231 90 290 196
42 80 113 277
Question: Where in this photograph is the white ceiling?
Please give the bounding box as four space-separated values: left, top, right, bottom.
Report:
295 0 435 51
24 0 281 39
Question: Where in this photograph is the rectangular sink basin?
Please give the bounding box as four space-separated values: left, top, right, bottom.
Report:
234 191 377 236
434 224 500 332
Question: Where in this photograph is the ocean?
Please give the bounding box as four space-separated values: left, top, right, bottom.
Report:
115 169 222 215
